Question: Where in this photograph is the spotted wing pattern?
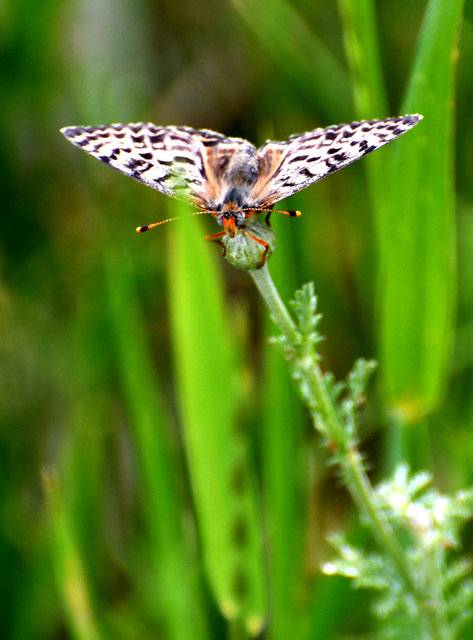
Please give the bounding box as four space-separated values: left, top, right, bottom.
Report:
249 115 422 208
60 123 252 209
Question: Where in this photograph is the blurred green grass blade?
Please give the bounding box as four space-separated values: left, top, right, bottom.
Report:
103 243 210 640
167 208 266 633
455 204 473 373
377 0 463 420
305 576 360 640
338 0 388 118
61 292 112 629
43 471 102 640
261 243 306 640
11 560 59 640
229 0 352 121
262 334 304 640
338 0 388 200
338 0 405 467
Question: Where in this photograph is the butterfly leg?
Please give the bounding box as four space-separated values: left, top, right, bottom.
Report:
264 211 272 227
205 231 227 257
243 230 270 268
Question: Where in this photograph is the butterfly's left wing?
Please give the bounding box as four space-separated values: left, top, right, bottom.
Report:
249 115 422 208
60 123 250 209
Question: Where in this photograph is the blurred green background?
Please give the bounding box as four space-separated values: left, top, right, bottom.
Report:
1 1 472 638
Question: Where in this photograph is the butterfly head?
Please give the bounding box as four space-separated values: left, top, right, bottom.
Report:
216 202 247 238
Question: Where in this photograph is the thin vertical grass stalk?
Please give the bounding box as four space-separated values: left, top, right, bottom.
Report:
249 263 451 640
43 470 102 640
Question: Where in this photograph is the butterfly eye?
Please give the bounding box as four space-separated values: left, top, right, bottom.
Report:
216 213 224 227
234 211 245 227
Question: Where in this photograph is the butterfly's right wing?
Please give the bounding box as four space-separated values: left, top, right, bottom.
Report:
250 115 422 208
60 123 249 209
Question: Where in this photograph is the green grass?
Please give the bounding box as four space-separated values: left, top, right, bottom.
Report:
168 209 266 632
1 1 472 638
377 0 462 423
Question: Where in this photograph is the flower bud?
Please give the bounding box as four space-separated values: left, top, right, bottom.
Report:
221 221 276 270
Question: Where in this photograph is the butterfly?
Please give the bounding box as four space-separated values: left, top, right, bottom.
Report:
61 115 422 265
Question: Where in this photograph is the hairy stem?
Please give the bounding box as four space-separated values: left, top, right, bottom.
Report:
250 263 299 343
249 263 449 639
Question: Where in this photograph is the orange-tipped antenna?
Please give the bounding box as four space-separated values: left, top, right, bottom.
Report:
241 207 302 217
136 216 181 233
271 209 302 217
136 210 215 233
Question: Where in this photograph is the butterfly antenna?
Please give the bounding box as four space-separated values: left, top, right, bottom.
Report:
136 210 215 233
242 207 302 218
270 209 302 217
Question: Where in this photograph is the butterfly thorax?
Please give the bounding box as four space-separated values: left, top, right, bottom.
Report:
224 147 258 185
215 149 259 238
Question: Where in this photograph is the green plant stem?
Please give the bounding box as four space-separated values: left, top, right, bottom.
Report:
426 548 452 640
250 263 299 344
249 263 449 639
